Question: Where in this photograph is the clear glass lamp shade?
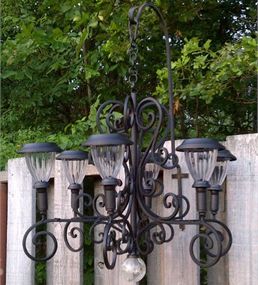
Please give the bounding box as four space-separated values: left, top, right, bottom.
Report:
121 256 146 282
91 145 125 179
25 152 56 182
144 162 161 180
185 149 218 182
62 160 88 185
209 161 228 187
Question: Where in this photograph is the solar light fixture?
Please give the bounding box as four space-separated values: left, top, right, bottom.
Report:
209 149 237 216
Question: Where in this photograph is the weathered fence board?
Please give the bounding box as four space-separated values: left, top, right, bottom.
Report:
0 182 7 285
147 141 199 285
6 158 35 285
47 160 83 285
225 133 258 285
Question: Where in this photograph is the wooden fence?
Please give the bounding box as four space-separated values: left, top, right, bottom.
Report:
0 133 257 285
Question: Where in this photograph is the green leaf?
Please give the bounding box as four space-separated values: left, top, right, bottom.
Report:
1 70 17 79
204 40 211 50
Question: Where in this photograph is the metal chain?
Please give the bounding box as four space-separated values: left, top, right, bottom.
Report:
128 40 138 90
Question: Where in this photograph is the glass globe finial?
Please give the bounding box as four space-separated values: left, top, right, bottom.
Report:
121 256 146 283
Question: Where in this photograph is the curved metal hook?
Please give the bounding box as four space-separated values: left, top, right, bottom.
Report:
128 2 176 160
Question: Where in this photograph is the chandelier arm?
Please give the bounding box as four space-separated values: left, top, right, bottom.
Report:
112 220 134 255
141 178 164 197
103 225 117 269
123 94 135 132
189 220 223 267
102 218 134 269
204 219 233 257
89 220 107 244
96 100 125 133
63 222 84 252
174 195 191 219
136 221 175 256
136 97 173 167
93 193 111 217
135 217 227 266
22 219 58 262
136 185 180 222
116 189 133 220
22 216 98 262
72 192 93 218
136 98 163 132
135 93 181 221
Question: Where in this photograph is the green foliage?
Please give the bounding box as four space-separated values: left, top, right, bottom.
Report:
1 1 256 166
0 127 49 169
156 36 257 138
35 263 46 285
83 223 94 284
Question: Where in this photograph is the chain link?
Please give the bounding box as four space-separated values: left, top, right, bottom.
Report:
128 41 138 90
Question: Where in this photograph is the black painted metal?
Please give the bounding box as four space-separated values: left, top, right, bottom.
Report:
18 142 62 153
21 2 234 272
196 188 207 217
56 150 88 160
210 190 220 215
83 133 133 146
36 188 48 217
217 149 237 161
176 138 225 152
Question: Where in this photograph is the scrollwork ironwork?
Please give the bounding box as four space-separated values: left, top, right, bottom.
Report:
189 221 222 267
22 219 58 262
22 2 232 275
63 222 84 252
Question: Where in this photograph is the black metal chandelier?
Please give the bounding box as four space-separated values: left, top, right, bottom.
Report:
18 3 236 283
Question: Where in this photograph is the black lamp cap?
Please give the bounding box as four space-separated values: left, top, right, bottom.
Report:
176 138 225 152
209 185 223 191
82 133 133 147
56 150 88 161
17 142 62 154
217 149 237 161
145 152 162 164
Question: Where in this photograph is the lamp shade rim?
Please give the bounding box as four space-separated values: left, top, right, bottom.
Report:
56 150 88 161
82 133 133 147
176 138 225 152
17 142 62 154
217 149 237 161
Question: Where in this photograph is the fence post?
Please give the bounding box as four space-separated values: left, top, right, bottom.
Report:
207 181 229 285
0 182 7 285
225 133 258 285
147 141 199 285
47 159 83 285
6 158 35 285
